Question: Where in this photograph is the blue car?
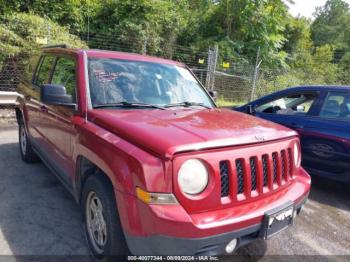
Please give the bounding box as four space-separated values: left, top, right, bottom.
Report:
235 86 350 182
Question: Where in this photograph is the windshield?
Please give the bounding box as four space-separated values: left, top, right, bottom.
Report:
88 58 214 108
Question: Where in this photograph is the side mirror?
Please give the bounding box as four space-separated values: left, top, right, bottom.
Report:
246 104 256 115
209 90 217 101
40 84 75 107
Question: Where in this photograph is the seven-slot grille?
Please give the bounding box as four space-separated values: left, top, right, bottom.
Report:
220 149 293 197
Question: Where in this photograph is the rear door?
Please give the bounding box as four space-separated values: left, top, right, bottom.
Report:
301 91 350 182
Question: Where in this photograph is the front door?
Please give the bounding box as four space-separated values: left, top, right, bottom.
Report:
254 91 320 133
39 55 78 185
253 91 322 170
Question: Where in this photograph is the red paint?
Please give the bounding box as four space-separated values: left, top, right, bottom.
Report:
18 48 311 244
87 49 184 66
122 168 310 237
89 108 297 158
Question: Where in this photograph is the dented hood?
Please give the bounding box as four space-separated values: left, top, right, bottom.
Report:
88 108 297 158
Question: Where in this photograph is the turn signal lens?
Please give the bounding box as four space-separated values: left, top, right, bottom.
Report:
136 187 151 203
136 187 178 205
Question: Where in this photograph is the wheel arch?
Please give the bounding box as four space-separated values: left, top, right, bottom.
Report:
15 107 23 123
75 155 115 204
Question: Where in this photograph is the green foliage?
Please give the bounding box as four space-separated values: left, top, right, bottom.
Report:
0 25 24 55
284 17 313 54
0 12 86 57
311 0 350 48
1 0 350 97
87 0 189 56
179 0 290 68
339 52 350 83
0 0 100 33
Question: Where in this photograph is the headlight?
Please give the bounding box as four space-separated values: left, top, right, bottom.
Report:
178 159 208 195
294 143 301 167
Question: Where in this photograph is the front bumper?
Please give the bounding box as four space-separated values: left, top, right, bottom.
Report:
117 167 311 255
125 195 308 255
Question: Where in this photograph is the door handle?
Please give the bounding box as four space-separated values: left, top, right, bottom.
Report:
40 105 48 113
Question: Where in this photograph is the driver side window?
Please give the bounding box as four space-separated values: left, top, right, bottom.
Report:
51 57 76 103
256 92 318 115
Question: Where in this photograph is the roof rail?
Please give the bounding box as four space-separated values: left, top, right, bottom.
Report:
42 44 70 49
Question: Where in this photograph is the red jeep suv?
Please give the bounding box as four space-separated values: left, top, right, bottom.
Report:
15 46 311 258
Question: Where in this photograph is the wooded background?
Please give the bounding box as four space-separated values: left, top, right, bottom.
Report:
0 0 350 105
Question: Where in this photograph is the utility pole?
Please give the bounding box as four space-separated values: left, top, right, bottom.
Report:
250 47 262 102
206 45 218 91
142 37 148 55
87 2 90 42
211 45 219 91
47 24 51 44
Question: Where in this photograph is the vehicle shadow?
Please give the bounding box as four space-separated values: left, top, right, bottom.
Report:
234 240 267 260
0 141 90 257
308 175 350 212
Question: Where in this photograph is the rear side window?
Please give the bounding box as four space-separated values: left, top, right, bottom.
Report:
51 57 76 102
34 56 56 86
319 92 350 119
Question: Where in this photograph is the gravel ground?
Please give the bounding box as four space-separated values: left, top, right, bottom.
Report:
0 121 349 261
0 108 15 120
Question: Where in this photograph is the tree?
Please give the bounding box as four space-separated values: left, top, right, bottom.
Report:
0 0 100 33
311 0 350 48
86 0 189 57
0 12 86 90
180 0 290 68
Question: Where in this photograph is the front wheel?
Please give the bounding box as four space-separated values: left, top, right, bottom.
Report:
82 174 129 260
18 120 39 163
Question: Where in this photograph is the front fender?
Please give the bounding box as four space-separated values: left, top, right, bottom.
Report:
73 117 173 195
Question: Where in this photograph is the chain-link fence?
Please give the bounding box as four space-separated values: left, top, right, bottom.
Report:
0 55 28 119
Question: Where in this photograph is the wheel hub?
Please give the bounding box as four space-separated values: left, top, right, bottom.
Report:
86 192 107 253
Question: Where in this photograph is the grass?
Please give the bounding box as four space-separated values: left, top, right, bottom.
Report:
216 98 246 108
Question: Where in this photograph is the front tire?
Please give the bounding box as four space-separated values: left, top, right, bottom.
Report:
82 174 129 260
18 119 39 163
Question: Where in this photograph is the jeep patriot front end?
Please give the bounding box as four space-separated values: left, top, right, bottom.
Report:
15 47 311 258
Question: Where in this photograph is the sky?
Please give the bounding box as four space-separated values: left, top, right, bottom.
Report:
284 0 350 18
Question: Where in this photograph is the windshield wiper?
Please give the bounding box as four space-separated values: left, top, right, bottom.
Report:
93 101 165 110
164 101 211 109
